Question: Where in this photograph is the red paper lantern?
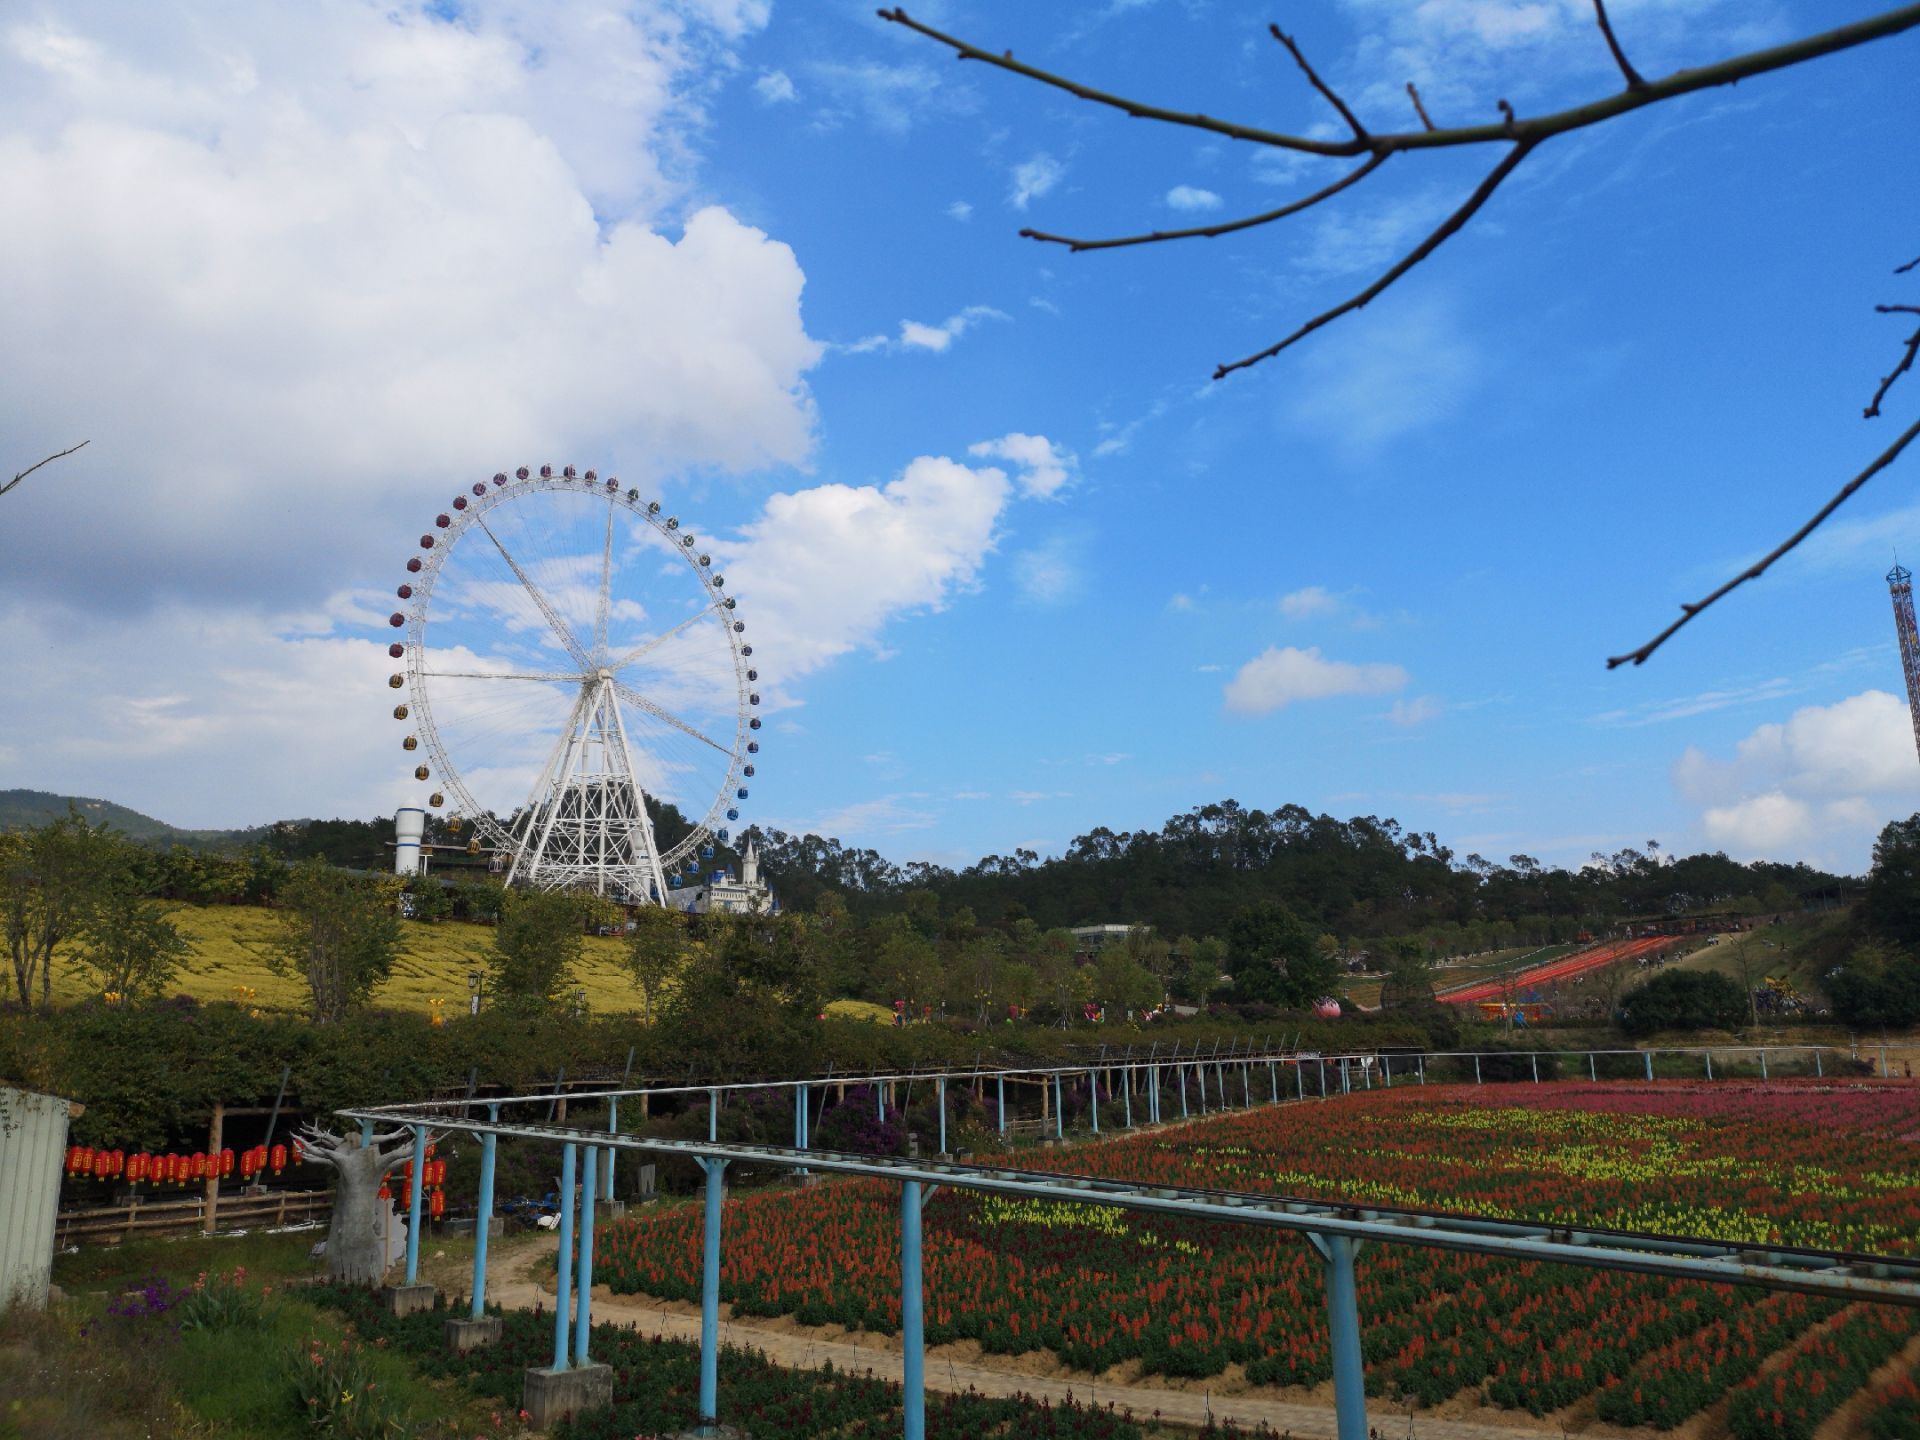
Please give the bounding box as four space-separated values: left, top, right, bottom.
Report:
190 1152 207 1180
92 1152 110 1180
376 1182 391 1200
110 1149 125 1178
69 1145 93 1176
291 1138 304 1163
270 1143 287 1173
428 1189 445 1219
239 1149 257 1179
221 1147 234 1176
162 1154 179 1184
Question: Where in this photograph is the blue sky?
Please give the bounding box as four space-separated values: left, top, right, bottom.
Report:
1 0 1916 874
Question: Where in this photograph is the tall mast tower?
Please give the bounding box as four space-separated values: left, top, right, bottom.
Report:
1891 563 1920 763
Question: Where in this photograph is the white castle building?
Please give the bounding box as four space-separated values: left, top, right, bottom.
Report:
671 839 775 915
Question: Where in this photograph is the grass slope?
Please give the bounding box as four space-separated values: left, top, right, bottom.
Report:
50 902 642 1016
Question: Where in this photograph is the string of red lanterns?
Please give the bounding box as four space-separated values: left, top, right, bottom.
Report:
66 1139 447 1217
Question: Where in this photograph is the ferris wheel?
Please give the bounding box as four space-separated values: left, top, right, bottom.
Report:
384 464 762 905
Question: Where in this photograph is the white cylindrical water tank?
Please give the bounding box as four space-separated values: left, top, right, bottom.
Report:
394 806 426 875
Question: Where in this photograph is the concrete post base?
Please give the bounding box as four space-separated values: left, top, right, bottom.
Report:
445 1316 503 1352
522 1362 614 1429
601 1200 628 1220
381 1282 438 1317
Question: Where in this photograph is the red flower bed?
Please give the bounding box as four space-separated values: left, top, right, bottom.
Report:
599 1081 1920 1425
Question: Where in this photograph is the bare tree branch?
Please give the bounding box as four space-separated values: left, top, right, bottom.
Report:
879 4 1920 384
1020 152 1390 252
1867 304 1920 418
1406 82 1436 132
1213 142 1534 380
1607 415 1920 668
1591 0 1648 90
1267 24 1367 141
2 440 88 499
877 6 1920 158
1897 254 1919 275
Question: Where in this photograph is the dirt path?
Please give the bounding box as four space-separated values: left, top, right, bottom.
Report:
475 1238 1608 1440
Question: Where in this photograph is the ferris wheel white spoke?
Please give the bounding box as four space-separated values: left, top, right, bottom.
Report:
476 515 592 671
611 679 731 756
606 603 722 672
593 496 615 662
419 668 583 683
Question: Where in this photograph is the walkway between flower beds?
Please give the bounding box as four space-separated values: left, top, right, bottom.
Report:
489 1266 1568 1440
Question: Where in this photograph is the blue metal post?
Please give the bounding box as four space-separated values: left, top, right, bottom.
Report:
1645 1050 1654 1081
605 1096 618 1201
1319 1058 1327 1095
1316 1233 1368 1440
1418 1055 1426 1085
698 1158 726 1422
1815 1049 1824 1077
709 1087 719 1143
901 1180 926 1440
996 1076 1006 1137
403 1125 426 1285
1123 1069 1132 1128
1054 1074 1063 1139
1474 1054 1482 1085
1341 1062 1350 1095
1705 1051 1714 1080
1589 1053 1597 1081
1179 1064 1189 1118
937 1078 948 1155
1296 1062 1304 1101
1242 1062 1250 1106
1090 1070 1099 1135
1384 1055 1392 1087
1270 1061 1278 1103
1531 1053 1540 1084
552 1143 575 1372
1760 1048 1769 1080
470 1105 498 1320
1198 1064 1208 1114
574 1147 595 1365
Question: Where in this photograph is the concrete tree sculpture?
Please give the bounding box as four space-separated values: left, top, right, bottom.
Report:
297 1122 426 1287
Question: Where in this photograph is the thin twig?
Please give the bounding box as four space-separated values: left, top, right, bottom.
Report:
1021 152 1390 252
1867 305 1920 418
1592 0 1648 89
1 440 88 499
1268 24 1368 140
1897 254 1920 275
1607 414 1920 667
1406 82 1436 132
1214 142 1534 379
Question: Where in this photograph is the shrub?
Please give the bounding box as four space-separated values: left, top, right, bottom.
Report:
1616 969 1747 1037
285 1334 404 1438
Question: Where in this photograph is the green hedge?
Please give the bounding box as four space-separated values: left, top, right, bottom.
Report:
0 1000 1425 1150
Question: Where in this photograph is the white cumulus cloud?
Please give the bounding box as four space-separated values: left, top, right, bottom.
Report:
1223 646 1407 714
1009 152 1064 210
0 1 818 612
720 455 1012 684
1164 184 1222 212
753 68 796 103
1672 689 1920 869
968 433 1077 499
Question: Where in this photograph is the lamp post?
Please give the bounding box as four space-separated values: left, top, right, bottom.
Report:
468 970 482 1017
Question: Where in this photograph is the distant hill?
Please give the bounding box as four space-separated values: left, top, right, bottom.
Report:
0 789 257 848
